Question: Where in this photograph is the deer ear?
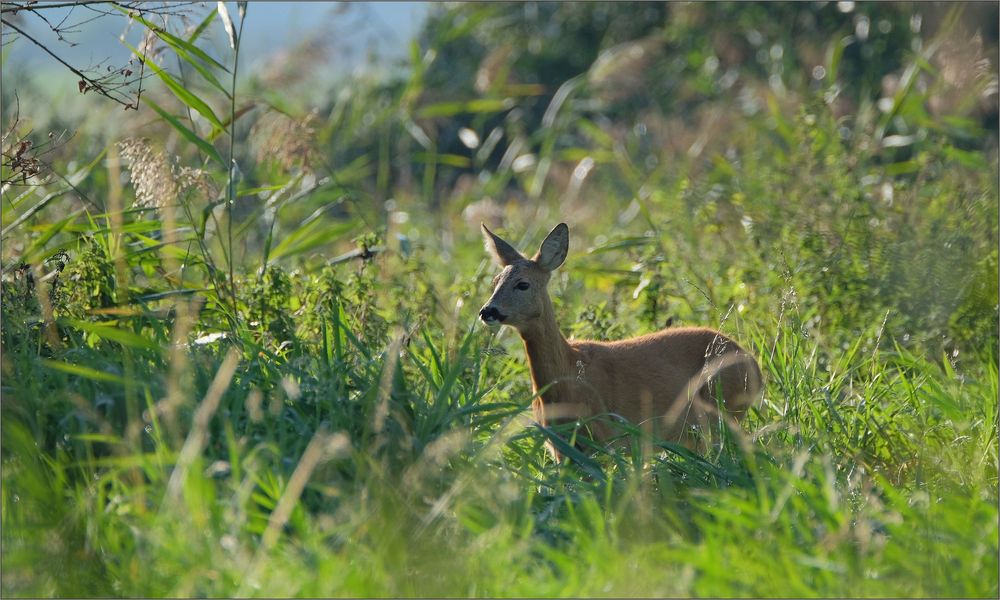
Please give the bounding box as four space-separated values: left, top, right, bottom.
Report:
481 223 524 266
534 223 569 271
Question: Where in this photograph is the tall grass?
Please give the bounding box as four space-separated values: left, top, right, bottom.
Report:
2 2 997 597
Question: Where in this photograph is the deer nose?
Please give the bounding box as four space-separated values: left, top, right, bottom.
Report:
479 306 506 323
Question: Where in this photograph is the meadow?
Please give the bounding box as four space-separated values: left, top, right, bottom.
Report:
2 2 997 597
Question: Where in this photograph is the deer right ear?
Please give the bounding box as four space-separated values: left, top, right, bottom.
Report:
481 223 524 266
534 222 569 271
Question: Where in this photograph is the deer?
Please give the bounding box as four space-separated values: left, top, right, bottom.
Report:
478 222 762 460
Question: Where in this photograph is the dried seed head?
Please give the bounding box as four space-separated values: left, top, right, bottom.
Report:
935 32 983 89
252 110 320 173
119 139 218 210
118 137 176 209
177 166 219 200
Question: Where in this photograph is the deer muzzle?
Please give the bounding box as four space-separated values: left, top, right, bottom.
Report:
479 305 507 325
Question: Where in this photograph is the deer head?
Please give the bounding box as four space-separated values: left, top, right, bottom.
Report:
479 222 569 331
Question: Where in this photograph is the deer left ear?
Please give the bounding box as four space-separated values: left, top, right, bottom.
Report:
481 223 525 266
534 223 569 271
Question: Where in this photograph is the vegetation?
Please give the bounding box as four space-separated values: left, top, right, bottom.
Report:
2 1 997 597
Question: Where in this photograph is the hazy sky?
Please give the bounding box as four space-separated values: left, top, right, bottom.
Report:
5 2 430 75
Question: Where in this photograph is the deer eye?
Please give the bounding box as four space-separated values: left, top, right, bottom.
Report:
515 281 530 290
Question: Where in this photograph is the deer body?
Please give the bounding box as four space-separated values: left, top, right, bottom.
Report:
480 222 762 455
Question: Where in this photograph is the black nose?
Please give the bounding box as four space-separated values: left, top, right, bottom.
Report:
479 306 506 322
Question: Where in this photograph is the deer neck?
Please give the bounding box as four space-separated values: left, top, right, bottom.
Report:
519 296 573 404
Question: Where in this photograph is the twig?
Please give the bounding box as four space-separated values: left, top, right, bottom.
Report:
0 187 71 238
2 1 122 14
1 16 138 108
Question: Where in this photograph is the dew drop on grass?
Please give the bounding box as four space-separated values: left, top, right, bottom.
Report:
458 127 480 149
512 154 536 173
855 16 870 41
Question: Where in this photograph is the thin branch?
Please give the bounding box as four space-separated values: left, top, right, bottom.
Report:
3 1 200 110
1 17 139 108
1 1 123 14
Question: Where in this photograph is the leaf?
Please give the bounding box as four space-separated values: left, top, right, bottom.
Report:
58 318 163 352
218 2 236 50
268 219 357 262
166 41 231 97
21 212 75 264
144 97 225 167
187 8 218 43
412 152 472 168
535 424 607 483
40 359 125 385
126 41 225 131
825 34 851 83
578 119 616 149
943 146 989 170
115 10 229 100
71 433 126 445
136 288 208 303
501 83 546 97
62 219 163 235
558 148 614 163
884 160 920 176
1 188 72 238
119 8 230 96
72 453 172 469
417 98 514 118
586 236 656 254
128 232 198 261
403 119 433 150
239 182 291 196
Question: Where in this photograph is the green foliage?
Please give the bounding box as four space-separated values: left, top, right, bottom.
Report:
1 1 997 598
54 239 117 320
242 265 296 346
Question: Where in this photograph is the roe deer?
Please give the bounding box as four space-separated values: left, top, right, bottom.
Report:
479 222 762 459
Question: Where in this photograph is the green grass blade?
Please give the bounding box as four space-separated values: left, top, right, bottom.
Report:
535 424 607 483
58 318 164 353
39 359 125 384
125 41 225 131
143 97 225 167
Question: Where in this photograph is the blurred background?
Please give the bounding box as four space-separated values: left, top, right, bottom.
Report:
5 3 429 75
4 1 995 353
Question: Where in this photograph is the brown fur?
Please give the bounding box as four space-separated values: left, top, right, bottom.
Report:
480 222 762 459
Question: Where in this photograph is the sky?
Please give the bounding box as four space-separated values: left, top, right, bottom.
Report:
4 2 430 76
